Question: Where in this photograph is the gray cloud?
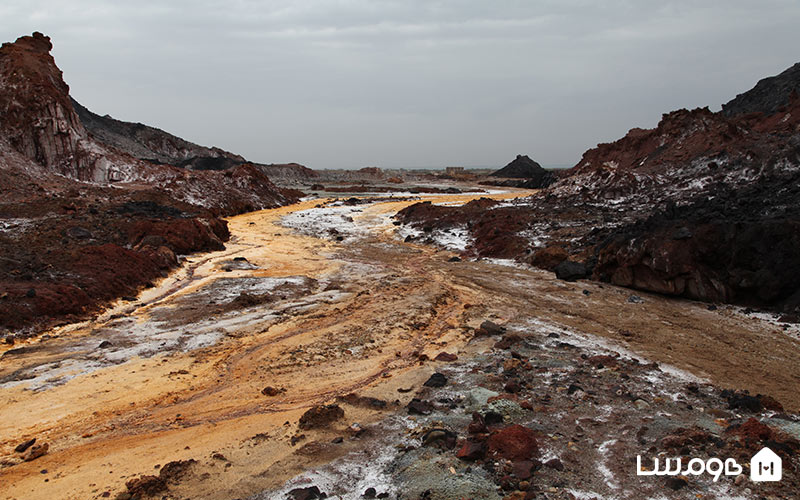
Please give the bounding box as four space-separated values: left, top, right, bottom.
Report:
3 1 799 168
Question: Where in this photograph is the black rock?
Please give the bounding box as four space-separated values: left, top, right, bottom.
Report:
545 458 564 471
554 260 588 281
423 373 448 388
407 398 433 415
489 155 554 188
14 438 36 453
478 320 506 336
448 256 462 262
483 411 504 425
721 389 762 412
289 486 326 500
362 488 376 498
98 340 113 349
25 288 36 298
722 62 800 117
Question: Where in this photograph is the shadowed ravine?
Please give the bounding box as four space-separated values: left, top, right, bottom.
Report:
1 190 799 500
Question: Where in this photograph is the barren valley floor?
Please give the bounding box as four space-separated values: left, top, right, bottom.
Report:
1 190 799 500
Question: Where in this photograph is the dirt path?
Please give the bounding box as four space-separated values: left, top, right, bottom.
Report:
1 189 798 500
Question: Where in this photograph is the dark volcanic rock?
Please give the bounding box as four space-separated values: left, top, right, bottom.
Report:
407 398 434 415
289 486 326 499
126 475 167 497
14 438 36 453
489 154 555 188
592 179 800 310
722 62 800 117
434 352 458 362
554 260 588 282
477 320 506 336
423 373 448 388
298 404 344 430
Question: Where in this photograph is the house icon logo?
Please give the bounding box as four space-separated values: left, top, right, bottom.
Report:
750 447 782 482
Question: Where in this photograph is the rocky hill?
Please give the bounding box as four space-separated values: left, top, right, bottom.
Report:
397 62 800 313
0 32 299 214
0 32 301 334
70 97 245 169
485 154 554 188
722 62 800 117
489 154 543 178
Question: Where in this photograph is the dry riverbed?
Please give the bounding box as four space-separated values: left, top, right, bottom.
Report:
1 189 799 500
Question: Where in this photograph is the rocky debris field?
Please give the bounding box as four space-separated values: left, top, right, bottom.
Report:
394 74 800 315
264 318 800 500
0 186 233 335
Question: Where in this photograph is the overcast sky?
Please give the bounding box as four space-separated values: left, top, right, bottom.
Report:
2 1 799 169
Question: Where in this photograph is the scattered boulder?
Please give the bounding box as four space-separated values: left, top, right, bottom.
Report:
476 320 506 336
23 443 48 462
337 393 388 409
298 404 344 430
158 459 196 483
422 428 457 449
434 352 458 362
530 245 568 270
14 438 36 453
664 477 688 490
288 486 327 500
262 386 285 397
456 439 487 461
423 373 448 388
554 260 588 281
125 475 167 497
486 425 539 461
721 389 763 412
407 398 434 415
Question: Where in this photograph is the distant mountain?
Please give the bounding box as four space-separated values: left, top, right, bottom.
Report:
490 155 545 178
487 154 554 188
721 62 800 117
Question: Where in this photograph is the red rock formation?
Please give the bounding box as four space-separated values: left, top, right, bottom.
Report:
0 32 302 335
0 32 91 178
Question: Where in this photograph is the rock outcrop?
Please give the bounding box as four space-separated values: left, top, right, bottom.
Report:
487 154 554 188
0 32 302 334
70 96 246 168
722 62 800 117
0 32 94 179
396 61 800 311
0 32 300 214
